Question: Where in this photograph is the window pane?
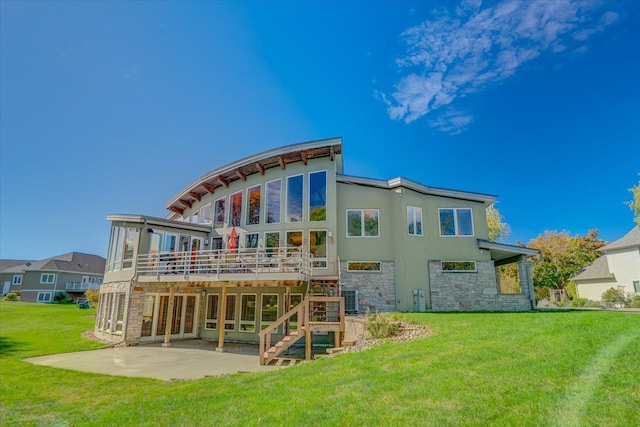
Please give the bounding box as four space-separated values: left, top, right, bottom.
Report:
149 232 162 255
246 185 261 225
114 226 125 270
407 207 415 235
265 180 281 224
164 234 177 252
416 208 423 235
191 211 199 224
122 228 136 269
286 231 302 256
206 294 219 329
225 294 236 330
214 199 226 228
200 203 211 224
364 210 379 237
309 171 327 221
141 295 155 336
347 210 362 237
240 294 256 332
439 209 455 235
245 233 259 249
286 175 303 222
261 294 279 329
230 192 242 227
310 230 327 268
265 232 280 257
456 209 473 236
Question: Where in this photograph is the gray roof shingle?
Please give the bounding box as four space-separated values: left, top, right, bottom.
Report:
572 255 614 281
599 227 640 252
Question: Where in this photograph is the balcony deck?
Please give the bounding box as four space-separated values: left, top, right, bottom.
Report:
136 247 312 285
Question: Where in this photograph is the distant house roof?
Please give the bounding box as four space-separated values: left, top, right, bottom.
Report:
1 252 106 275
0 259 36 274
572 255 615 282
599 227 640 252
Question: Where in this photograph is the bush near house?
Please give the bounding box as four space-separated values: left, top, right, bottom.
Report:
601 286 631 307
84 288 100 307
4 292 17 301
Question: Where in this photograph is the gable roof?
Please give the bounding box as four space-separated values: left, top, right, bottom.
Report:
572 255 615 281
599 227 640 252
2 252 106 275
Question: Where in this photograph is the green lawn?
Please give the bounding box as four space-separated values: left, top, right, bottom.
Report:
1 301 638 426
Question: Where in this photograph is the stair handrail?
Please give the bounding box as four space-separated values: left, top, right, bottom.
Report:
259 300 307 365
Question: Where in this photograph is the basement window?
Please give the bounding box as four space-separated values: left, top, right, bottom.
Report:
347 261 381 272
441 261 477 272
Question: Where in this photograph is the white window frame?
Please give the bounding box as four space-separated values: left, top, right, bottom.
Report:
308 170 327 222
239 293 258 333
205 293 219 330
438 208 474 237
265 179 282 224
12 275 22 285
213 197 227 229
285 230 303 258
200 202 212 224
309 229 328 269
407 206 423 236
229 191 243 227
37 292 53 302
346 209 380 238
40 273 56 284
260 293 279 333
285 174 304 223
347 261 382 272
224 294 237 331
245 184 262 226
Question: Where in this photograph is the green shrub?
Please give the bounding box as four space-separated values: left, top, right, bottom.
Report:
5 292 17 301
84 289 100 307
601 286 630 307
534 286 550 301
53 292 73 304
570 298 600 308
366 308 400 339
630 295 640 308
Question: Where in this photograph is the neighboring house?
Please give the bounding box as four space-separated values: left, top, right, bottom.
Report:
0 252 106 302
573 227 640 300
95 137 539 362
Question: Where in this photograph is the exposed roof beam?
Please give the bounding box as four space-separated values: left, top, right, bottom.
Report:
201 183 216 194
301 151 308 165
278 156 286 170
189 192 202 202
235 168 247 182
255 162 265 175
217 176 229 188
330 146 335 161
169 206 185 215
179 199 193 209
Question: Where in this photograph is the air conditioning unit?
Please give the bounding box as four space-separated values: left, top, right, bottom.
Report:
343 289 358 314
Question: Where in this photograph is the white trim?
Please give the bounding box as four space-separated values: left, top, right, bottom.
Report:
308 170 328 222
40 273 56 284
264 178 282 224
36 292 53 302
12 275 22 285
285 174 304 223
407 206 423 237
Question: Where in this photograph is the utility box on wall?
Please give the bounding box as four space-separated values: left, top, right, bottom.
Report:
412 289 426 312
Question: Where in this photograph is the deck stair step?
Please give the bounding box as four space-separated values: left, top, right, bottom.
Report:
342 340 356 347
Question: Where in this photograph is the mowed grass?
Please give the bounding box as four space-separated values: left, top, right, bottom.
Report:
1 302 639 426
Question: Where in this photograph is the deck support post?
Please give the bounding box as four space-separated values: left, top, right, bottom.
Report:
162 285 176 347
216 286 228 352
305 328 312 360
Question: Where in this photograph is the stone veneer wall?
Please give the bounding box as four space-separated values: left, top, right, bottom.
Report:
340 261 396 313
429 260 532 311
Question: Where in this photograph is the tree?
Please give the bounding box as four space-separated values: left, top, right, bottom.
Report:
527 229 606 291
486 204 511 243
626 176 640 228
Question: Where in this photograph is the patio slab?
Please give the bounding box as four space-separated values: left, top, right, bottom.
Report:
24 340 282 381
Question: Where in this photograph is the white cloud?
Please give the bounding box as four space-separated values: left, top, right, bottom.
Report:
383 0 621 132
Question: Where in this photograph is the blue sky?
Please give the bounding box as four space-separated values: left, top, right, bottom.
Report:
1 0 638 260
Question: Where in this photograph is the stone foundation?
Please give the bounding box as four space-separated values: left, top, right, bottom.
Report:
340 261 396 313
429 260 532 311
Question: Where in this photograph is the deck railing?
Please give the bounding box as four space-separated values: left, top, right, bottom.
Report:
136 247 313 279
65 282 100 291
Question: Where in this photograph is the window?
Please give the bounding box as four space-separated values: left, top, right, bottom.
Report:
205 294 219 329
224 294 237 331
240 294 257 332
407 206 423 236
310 230 327 268
164 233 177 252
309 171 327 221
115 293 126 332
191 210 199 224
37 292 52 302
149 231 163 255
105 293 114 330
634 281 640 293
346 209 379 237
108 226 138 271
200 203 212 224
212 237 223 252
245 233 259 249
439 208 474 236
286 231 302 257
12 275 22 285
214 198 226 228
230 192 243 227
40 273 56 284
261 294 279 331
246 185 261 225
141 295 155 337
286 175 303 222
265 179 281 224
347 262 381 272
265 232 280 257
442 261 477 272
288 293 303 330
122 228 136 269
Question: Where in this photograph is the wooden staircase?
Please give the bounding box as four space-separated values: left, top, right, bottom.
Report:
259 295 345 365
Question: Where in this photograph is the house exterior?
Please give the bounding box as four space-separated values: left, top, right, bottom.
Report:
0 252 106 302
95 138 539 360
573 227 640 300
